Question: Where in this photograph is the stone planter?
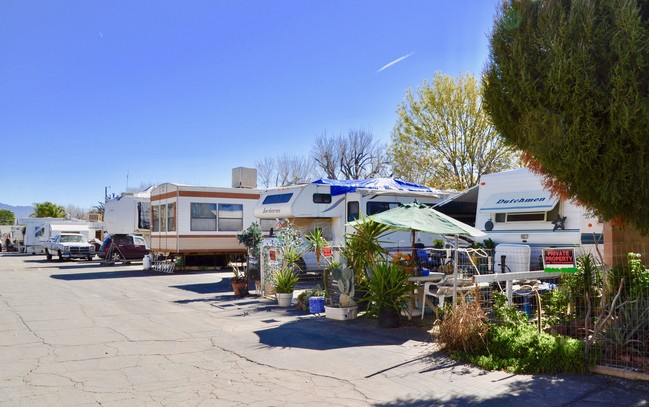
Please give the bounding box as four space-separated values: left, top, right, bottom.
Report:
324 305 358 321
276 292 293 307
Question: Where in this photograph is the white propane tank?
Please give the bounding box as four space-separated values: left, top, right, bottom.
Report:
143 254 152 270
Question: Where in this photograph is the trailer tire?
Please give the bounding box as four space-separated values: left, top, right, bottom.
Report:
45 249 52 261
87 256 93 261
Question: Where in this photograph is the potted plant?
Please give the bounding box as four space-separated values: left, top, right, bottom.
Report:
230 263 248 297
274 266 299 307
324 265 358 320
342 216 391 308
237 222 263 291
362 261 415 328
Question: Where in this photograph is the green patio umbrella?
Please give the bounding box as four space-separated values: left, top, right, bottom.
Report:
366 202 486 238
354 202 487 306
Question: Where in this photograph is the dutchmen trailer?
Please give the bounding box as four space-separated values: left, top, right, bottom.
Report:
254 178 452 270
474 168 603 269
149 179 261 269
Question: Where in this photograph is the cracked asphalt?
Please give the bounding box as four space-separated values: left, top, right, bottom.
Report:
1 254 647 406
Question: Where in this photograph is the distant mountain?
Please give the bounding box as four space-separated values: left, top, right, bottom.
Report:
0 203 34 220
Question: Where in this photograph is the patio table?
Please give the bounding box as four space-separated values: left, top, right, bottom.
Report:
406 273 445 319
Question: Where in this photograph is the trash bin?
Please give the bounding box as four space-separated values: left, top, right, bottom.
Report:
308 296 325 313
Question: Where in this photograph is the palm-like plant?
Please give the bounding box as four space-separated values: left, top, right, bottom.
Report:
305 228 329 266
342 215 391 284
31 201 66 218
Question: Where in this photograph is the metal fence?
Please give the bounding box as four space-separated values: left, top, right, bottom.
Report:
419 243 648 377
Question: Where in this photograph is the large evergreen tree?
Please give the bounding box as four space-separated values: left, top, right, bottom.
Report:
483 0 649 233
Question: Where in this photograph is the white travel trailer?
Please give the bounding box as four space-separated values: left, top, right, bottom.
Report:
19 218 93 254
475 168 603 264
149 182 261 269
254 179 451 262
104 188 152 238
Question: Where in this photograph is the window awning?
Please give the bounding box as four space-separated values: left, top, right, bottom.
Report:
479 190 558 213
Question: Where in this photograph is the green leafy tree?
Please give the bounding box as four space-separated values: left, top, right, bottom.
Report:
0 209 15 225
389 72 519 190
31 201 66 218
483 0 649 233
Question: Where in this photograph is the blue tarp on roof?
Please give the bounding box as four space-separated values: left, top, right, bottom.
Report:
312 178 437 196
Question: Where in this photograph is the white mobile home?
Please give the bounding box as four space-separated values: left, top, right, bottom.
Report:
104 188 152 238
149 182 261 268
254 178 451 251
475 168 603 250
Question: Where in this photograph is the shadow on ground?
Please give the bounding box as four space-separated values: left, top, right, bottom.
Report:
50 269 219 280
254 314 431 351
374 368 646 407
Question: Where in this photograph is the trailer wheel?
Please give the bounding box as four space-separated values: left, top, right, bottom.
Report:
57 250 64 262
87 256 93 261
45 249 52 261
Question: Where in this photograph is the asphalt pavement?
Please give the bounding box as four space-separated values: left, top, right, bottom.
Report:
0 253 647 406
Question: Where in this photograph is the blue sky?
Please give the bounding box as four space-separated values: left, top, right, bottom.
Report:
1 0 501 209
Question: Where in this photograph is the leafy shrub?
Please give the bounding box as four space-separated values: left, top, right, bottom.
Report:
453 293 589 374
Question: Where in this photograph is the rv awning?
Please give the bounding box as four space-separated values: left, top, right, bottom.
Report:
479 190 558 213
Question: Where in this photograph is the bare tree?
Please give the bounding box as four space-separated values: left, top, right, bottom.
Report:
255 156 277 188
64 204 87 220
256 154 316 187
312 132 340 179
312 129 391 180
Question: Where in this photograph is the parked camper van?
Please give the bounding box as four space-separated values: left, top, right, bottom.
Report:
19 218 94 255
475 168 603 268
149 180 261 269
254 178 451 271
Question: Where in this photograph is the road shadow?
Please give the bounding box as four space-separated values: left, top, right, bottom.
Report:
171 278 233 294
50 268 219 280
254 315 431 351
372 373 626 407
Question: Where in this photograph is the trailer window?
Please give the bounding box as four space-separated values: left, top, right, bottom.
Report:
138 202 151 230
160 204 167 232
191 203 217 231
263 193 293 204
494 202 560 223
152 205 160 232
217 203 243 231
260 219 276 232
366 201 399 216
313 193 332 204
347 201 359 222
167 203 176 232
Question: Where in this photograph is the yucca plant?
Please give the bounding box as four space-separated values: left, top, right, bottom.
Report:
362 261 414 318
305 228 329 267
274 267 300 294
343 215 391 285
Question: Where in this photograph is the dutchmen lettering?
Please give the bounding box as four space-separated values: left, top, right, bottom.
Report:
496 197 545 204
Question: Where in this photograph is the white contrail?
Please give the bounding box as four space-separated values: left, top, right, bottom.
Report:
377 52 415 72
